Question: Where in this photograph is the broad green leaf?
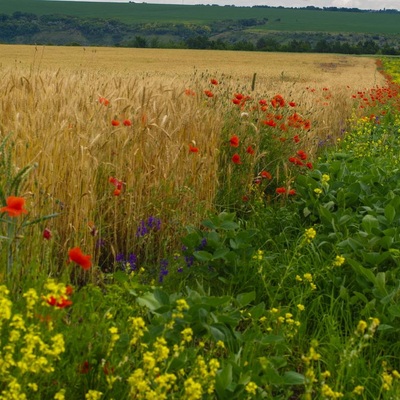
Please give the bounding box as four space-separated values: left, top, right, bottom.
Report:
384 204 396 224
283 371 305 385
193 250 213 262
236 291 256 307
215 364 233 396
362 215 379 235
347 259 377 285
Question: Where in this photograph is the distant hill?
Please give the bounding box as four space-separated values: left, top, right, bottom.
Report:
0 0 399 54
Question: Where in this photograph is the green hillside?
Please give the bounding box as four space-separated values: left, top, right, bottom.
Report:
0 0 399 34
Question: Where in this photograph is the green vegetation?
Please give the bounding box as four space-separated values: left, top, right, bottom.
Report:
0 0 399 54
1 57 400 398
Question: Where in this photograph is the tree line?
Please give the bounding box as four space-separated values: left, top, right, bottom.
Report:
0 11 399 56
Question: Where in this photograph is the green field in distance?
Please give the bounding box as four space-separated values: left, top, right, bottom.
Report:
1 0 399 34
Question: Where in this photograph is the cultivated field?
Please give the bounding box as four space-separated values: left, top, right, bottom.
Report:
2 44 400 399
0 45 386 268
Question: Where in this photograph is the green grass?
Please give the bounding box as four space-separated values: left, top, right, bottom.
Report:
1 0 399 34
2 57 400 399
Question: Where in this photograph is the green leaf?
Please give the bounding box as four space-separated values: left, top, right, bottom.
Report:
384 204 396 224
212 247 230 260
215 364 233 396
259 334 285 345
347 258 377 285
153 288 170 306
236 291 256 307
283 371 305 385
193 250 213 262
137 292 162 311
220 220 239 231
362 215 379 235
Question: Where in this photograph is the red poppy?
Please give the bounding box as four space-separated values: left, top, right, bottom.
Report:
246 146 255 155
293 135 300 143
210 79 218 85
43 228 52 240
68 247 92 270
65 285 74 296
263 119 277 128
204 90 214 98
80 361 91 374
185 88 195 96
276 187 286 194
306 162 313 169
0 196 28 217
289 101 296 107
288 189 296 196
111 119 120 126
98 97 109 106
259 99 267 106
109 177 123 190
261 171 272 180
123 119 132 126
113 189 121 196
271 94 285 108
46 296 72 309
297 150 307 160
189 144 199 153
232 154 242 164
103 362 115 375
242 195 249 202
230 135 240 147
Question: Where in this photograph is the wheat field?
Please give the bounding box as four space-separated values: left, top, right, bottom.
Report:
0 45 386 271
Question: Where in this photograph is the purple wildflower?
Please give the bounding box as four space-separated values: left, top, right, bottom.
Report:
159 259 169 283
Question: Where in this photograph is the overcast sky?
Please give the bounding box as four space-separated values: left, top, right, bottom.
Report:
61 0 399 10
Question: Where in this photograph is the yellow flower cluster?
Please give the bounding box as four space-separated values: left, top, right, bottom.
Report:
0 285 65 400
127 309 220 400
381 361 400 392
262 307 301 339
296 273 317 290
332 255 345 267
304 227 317 243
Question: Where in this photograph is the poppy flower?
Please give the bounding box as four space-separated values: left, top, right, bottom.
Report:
263 119 277 128
261 171 272 180
204 90 214 98
185 88 196 96
271 94 285 108
288 189 296 196
246 146 255 155
293 135 300 143
109 177 123 190
65 285 74 296
46 296 72 309
276 187 286 194
306 162 313 169
0 196 28 217
68 247 92 270
113 189 121 196
297 150 307 160
232 154 242 164
289 101 296 107
80 361 91 374
189 144 199 153
111 119 120 126
123 119 132 126
210 79 218 85
98 97 109 106
229 135 240 147
43 228 52 240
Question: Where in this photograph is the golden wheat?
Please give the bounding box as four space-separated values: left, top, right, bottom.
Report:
0 45 386 271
